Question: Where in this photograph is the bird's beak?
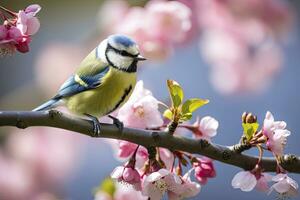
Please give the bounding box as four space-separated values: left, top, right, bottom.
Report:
136 55 147 61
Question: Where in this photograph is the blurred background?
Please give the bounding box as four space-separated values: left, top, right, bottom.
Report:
0 0 300 199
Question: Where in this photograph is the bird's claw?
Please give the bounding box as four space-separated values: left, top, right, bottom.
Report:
85 113 101 137
108 115 124 132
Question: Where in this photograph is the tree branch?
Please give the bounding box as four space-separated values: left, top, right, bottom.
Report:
0 110 299 173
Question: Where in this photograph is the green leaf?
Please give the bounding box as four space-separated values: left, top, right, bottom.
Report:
167 80 184 108
100 178 116 197
180 113 193 122
242 122 259 140
182 98 209 114
163 109 173 120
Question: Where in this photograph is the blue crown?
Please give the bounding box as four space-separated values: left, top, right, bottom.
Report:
108 34 136 47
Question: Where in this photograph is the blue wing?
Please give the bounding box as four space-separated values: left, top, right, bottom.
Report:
33 48 110 111
54 66 110 99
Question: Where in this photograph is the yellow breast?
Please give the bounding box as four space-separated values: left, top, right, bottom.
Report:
65 68 136 117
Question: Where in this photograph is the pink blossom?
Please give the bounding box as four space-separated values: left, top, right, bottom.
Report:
24 4 42 16
0 26 31 53
145 1 191 43
115 7 172 61
16 4 41 35
203 34 283 94
0 25 8 40
142 169 183 200
168 169 201 200
193 157 216 184
106 1 192 60
263 111 290 155
7 26 22 42
97 0 129 34
232 171 273 192
117 141 139 158
192 116 219 140
266 130 290 156
94 183 147 200
269 173 298 197
114 183 147 200
0 4 41 55
232 171 257 192
263 111 287 137
159 148 174 170
111 166 141 190
196 0 291 94
113 141 148 169
117 81 163 129
256 173 273 192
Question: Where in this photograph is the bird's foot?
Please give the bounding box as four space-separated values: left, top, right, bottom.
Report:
85 113 101 137
108 115 124 132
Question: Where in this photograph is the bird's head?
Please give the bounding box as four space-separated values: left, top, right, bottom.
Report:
97 34 146 72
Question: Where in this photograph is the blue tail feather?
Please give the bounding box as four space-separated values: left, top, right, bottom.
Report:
32 99 60 111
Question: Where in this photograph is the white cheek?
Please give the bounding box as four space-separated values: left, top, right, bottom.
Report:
97 39 108 63
108 51 133 69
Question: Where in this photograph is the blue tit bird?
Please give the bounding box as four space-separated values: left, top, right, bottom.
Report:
33 34 146 136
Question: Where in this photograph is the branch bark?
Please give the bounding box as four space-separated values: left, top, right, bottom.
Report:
0 110 299 173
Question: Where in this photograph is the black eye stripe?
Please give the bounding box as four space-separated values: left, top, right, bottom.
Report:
107 43 138 58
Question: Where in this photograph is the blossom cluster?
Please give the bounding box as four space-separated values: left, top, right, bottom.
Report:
97 0 293 94
98 0 192 61
196 0 292 94
0 4 41 56
96 81 218 199
93 81 298 199
231 112 298 198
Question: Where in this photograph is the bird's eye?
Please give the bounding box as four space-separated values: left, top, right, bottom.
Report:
120 50 131 57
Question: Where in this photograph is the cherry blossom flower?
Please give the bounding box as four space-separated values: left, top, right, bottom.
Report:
0 25 7 39
159 148 174 170
16 4 41 35
97 0 129 34
94 182 147 200
256 173 273 192
193 157 216 185
232 171 273 192
112 141 174 171
263 111 287 136
114 184 147 200
191 116 219 140
142 169 183 200
0 4 41 55
232 171 257 192
111 165 141 190
117 80 163 129
196 0 292 94
263 111 290 155
168 169 201 200
269 173 298 197
145 1 191 43
102 0 192 60
109 140 149 170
